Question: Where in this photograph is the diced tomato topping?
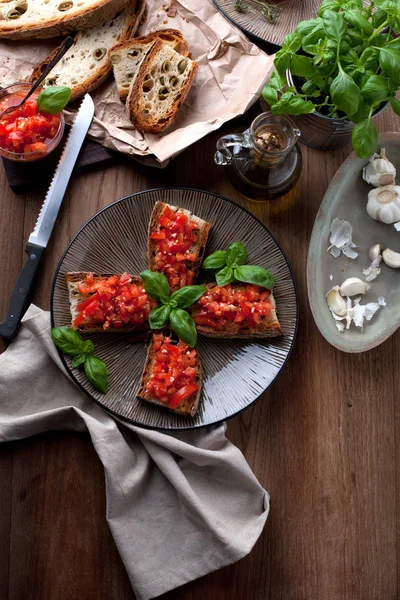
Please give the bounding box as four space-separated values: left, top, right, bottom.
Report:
145 334 199 408
149 231 166 240
73 272 156 330
191 283 273 330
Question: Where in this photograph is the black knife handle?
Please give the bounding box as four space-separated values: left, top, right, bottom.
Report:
0 243 45 340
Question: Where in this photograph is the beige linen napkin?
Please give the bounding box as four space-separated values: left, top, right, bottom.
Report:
0 305 269 600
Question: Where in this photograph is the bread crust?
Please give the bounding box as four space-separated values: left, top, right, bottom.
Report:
127 39 198 133
136 333 202 417
0 0 131 39
148 201 211 291
66 271 150 334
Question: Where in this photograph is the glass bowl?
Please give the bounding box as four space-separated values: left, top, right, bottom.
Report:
0 82 65 162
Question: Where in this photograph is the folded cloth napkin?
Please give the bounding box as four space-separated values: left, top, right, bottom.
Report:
0 305 269 600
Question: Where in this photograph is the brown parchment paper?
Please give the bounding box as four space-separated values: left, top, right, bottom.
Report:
0 0 274 167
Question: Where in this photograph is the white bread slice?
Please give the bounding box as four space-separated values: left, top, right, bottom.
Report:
127 39 198 133
0 0 130 40
109 29 189 101
30 0 145 102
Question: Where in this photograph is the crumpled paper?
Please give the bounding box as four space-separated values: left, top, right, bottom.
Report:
0 0 274 167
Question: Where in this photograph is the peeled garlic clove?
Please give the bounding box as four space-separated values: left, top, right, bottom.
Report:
366 185 400 224
382 248 400 269
369 244 382 261
362 148 396 188
326 287 347 316
339 277 368 297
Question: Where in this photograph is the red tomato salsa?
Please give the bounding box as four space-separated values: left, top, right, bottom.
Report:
192 283 273 329
146 333 199 408
0 90 60 157
73 272 155 330
149 204 199 290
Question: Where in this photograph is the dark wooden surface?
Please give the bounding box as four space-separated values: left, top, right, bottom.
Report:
0 102 399 600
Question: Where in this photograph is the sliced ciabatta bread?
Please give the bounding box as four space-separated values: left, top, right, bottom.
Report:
30 0 145 101
148 201 211 292
127 39 198 133
0 0 130 39
66 271 155 332
110 29 189 101
136 332 202 417
191 282 282 339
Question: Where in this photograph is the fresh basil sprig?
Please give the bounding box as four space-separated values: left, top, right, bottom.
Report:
51 327 108 393
140 270 205 347
37 86 71 114
203 241 275 289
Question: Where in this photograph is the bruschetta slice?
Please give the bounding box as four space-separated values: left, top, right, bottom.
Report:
66 271 156 332
148 201 211 292
190 282 282 338
136 332 202 417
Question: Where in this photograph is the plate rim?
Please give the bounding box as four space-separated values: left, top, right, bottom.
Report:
50 186 299 430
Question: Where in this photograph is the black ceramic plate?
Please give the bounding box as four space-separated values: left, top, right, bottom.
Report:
51 188 298 430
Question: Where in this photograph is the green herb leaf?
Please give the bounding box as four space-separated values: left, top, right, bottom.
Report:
140 270 170 302
379 47 400 85
234 265 275 289
170 308 197 348
149 304 171 329
296 17 323 36
361 74 388 105
359 47 379 70
51 327 85 356
344 9 373 35
389 96 400 117
84 355 109 394
291 55 314 78
349 97 371 124
82 339 95 355
274 49 292 73
216 266 235 287
225 241 247 268
318 0 340 16
330 69 361 115
323 10 347 42
273 95 315 116
282 32 302 52
169 286 206 309
351 118 378 158
203 250 227 270
72 353 89 369
262 84 278 105
37 86 71 114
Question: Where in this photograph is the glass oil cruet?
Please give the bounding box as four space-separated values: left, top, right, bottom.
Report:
214 112 302 201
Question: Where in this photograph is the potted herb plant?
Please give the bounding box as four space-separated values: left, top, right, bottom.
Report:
262 0 400 157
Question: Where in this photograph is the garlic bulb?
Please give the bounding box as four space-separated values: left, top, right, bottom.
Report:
362 148 396 187
339 277 368 297
366 185 400 224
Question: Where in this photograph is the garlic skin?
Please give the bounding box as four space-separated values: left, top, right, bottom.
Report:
339 277 368 297
362 148 396 187
382 248 400 269
366 185 400 224
326 287 347 316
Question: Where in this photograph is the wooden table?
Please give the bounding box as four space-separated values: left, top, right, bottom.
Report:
1 104 399 600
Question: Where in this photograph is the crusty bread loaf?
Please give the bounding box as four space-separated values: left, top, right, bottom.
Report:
127 39 198 133
0 0 130 39
66 271 150 333
191 283 282 339
148 201 211 291
110 29 189 101
136 333 202 417
30 0 145 102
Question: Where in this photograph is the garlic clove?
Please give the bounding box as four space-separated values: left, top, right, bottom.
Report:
366 185 400 224
368 244 382 261
326 287 347 316
362 147 397 188
339 277 368 297
382 248 400 269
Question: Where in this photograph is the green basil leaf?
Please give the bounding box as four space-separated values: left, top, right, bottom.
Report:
379 47 400 84
72 353 89 369
387 37 400 50
37 86 71 114
274 49 292 73
330 69 361 115
290 55 314 78
169 285 206 309
149 304 171 329
84 355 109 394
203 249 227 270
361 74 388 105
323 10 347 41
372 7 388 29
51 327 85 356
345 28 364 46
140 270 170 302
225 241 247 267
82 339 95 355
262 83 278 105
359 47 379 70
282 32 302 52
216 266 235 287
282 96 316 116
234 265 275 289
349 96 371 124
296 17 323 35
390 96 400 117
351 118 378 158
302 28 326 52
269 69 287 90
170 308 197 348
318 0 340 16
344 9 373 35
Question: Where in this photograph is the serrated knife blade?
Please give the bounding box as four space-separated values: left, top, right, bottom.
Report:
0 94 94 340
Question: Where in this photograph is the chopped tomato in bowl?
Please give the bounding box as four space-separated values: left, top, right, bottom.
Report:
146 333 199 408
0 83 64 162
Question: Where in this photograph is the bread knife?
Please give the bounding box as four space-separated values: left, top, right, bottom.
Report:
0 94 95 340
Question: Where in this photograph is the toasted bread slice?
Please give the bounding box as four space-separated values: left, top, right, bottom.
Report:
191 282 282 339
0 0 130 39
136 333 202 417
110 29 189 101
30 0 145 101
127 39 198 133
66 271 151 333
148 201 211 292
